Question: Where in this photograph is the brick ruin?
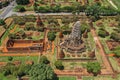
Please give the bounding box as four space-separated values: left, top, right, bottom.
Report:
4 39 44 53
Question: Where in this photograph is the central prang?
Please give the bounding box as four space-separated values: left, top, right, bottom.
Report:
60 21 85 54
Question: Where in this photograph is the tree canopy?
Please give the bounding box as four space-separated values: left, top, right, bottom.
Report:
86 62 101 76
16 0 30 5
47 32 56 41
39 56 50 64
15 5 26 12
54 60 64 70
0 19 5 26
85 3 101 21
29 63 55 80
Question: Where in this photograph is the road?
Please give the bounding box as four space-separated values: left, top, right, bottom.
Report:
0 1 16 19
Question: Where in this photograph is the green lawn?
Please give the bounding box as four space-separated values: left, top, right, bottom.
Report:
59 76 76 80
0 56 38 64
0 73 16 80
109 57 120 72
83 74 120 80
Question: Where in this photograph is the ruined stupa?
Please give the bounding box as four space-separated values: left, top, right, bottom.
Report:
60 21 85 53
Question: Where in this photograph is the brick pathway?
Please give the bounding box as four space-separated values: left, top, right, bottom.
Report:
91 29 114 74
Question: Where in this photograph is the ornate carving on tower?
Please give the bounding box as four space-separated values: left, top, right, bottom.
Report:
69 21 81 47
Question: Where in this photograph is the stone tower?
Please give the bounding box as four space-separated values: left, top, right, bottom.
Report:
69 21 81 47
60 21 85 53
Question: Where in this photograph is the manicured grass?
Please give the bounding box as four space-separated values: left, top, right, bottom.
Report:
59 76 76 80
83 74 120 80
109 57 120 72
0 73 16 80
82 76 94 80
0 56 38 64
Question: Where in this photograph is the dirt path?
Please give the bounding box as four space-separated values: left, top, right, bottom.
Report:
91 29 114 74
0 53 39 56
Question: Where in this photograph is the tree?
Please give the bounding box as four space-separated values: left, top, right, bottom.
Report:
2 1 10 7
80 23 90 34
25 22 35 31
54 60 64 70
29 63 55 80
113 46 120 58
16 0 30 5
39 56 50 64
0 2 2 9
98 30 109 38
86 62 101 76
110 32 120 41
15 5 26 12
8 56 13 61
47 32 56 41
0 19 5 26
85 3 101 21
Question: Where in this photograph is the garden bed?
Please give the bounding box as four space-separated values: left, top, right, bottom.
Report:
106 40 120 50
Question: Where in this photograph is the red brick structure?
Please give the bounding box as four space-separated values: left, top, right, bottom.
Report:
5 39 44 52
36 15 43 27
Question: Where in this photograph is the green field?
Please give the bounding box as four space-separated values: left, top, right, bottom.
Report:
0 73 16 80
0 56 39 64
59 76 76 80
83 74 120 80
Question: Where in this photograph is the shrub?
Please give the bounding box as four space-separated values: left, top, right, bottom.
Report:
0 19 5 26
8 56 13 61
38 28 44 32
86 62 101 76
40 56 50 64
24 22 35 31
113 46 120 57
54 60 64 70
110 32 120 41
2 1 10 7
61 6 74 12
47 31 56 41
15 5 26 12
98 30 109 38
13 17 25 25
80 24 90 34
16 0 29 5
3 70 11 76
